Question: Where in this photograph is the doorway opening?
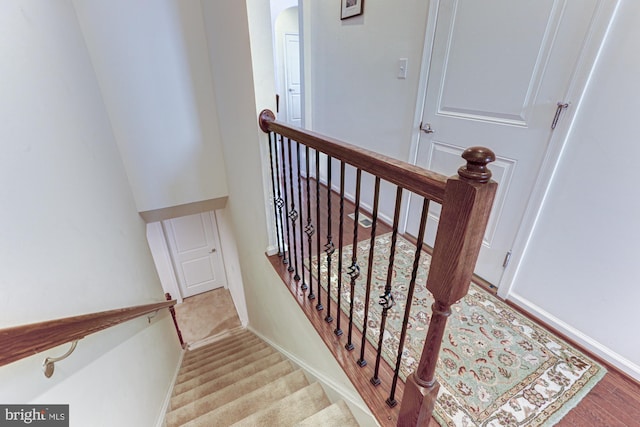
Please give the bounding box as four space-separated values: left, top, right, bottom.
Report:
271 3 302 126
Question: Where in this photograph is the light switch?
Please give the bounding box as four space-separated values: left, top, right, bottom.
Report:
397 58 408 79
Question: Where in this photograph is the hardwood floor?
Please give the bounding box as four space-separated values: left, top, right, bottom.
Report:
268 177 640 426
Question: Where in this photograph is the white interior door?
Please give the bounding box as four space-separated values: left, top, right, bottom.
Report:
284 33 302 127
406 0 599 286
164 212 226 298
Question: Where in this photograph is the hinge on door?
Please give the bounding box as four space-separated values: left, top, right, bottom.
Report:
502 250 512 268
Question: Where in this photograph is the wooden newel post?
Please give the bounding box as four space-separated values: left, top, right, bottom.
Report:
397 147 497 426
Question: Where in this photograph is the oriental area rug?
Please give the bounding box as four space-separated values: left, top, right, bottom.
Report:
310 233 605 426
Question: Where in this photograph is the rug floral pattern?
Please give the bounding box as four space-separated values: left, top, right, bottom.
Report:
310 233 605 426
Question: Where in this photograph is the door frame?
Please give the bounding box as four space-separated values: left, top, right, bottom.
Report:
404 0 619 298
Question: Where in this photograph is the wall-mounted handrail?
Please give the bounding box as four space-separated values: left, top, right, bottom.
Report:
0 300 176 369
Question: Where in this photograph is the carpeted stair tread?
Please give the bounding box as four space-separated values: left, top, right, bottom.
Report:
183 328 253 361
180 335 262 369
179 369 310 427
172 347 280 395
170 357 293 410
166 360 297 425
178 338 265 375
176 342 273 385
295 400 360 426
182 330 256 362
230 382 331 427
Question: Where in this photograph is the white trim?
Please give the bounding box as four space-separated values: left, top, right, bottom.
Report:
498 0 619 299
247 326 374 418
155 347 186 427
215 207 250 327
508 292 640 382
402 0 441 235
146 222 183 304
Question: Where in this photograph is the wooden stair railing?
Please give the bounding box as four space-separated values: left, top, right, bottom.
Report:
259 109 497 426
0 299 177 372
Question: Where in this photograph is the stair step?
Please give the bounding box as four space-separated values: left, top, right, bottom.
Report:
166 360 297 425
186 325 247 351
176 342 272 384
172 347 281 395
171 355 290 410
183 328 252 361
295 400 360 426
180 335 261 369
230 382 331 427
179 369 310 427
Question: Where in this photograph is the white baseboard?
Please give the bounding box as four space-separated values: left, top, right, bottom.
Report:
246 326 375 420
508 292 640 381
155 347 186 427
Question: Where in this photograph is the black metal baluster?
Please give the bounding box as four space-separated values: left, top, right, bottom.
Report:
296 141 307 290
305 146 315 300
371 187 403 386
387 197 430 407
280 136 293 271
315 151 324 311
345 169 362 351
335 161 346 336
357 176 381 367
287 138 300 281
273 134 287 262
325 156 334 323
267 132 284 257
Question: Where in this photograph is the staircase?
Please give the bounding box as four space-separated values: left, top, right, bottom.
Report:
164 328 360 426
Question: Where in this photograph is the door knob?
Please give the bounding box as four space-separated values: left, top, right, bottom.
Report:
209 248 216 253
420 122 435 134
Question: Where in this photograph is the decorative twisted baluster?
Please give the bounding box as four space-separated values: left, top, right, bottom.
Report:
315 151 324 311
345 169 362 351
287 138 300 281
387 197 430 407
357 176 381 367
305 147 315 300
334 161 346 336
371 187 403 386
296 141 307 290
324 156 334 323
280 136 293 271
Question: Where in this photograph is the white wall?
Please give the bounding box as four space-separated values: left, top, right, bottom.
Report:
510 0 640 380
304 0 429 222
0 1 181 424
201 0 374 420
74 0 228 213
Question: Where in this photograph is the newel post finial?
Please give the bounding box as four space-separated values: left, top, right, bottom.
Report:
458 146 495 183
259 109 276 133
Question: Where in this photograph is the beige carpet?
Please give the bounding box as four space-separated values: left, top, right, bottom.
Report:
174 288 241 344
165 329 360 426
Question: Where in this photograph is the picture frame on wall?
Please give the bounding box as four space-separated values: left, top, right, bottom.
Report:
341 0 363 20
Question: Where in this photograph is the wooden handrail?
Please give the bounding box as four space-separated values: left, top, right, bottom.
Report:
0 299 176 368
259 109 448 203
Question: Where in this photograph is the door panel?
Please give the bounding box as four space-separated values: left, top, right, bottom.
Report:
164 212 226 298
407 0 599 286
